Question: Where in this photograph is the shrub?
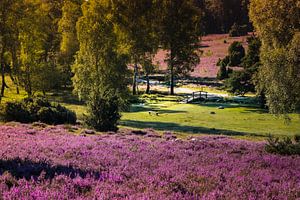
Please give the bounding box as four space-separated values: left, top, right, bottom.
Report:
217 65 228 80
85 92 120 132
228 41 245 66
225 70 255 96
218 42 245 69
1 97 76 125
127 95 145 104
2 101 32 123
265 135 300 155
229 23 248 37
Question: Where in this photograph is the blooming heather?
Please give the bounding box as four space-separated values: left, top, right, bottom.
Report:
0 125 299 199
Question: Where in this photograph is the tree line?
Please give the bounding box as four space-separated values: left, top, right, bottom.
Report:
0 0 253 98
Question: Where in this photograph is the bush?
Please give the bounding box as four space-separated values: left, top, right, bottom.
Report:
2 101 32 123
218 42 245 68
37 105 76 125
265 135 300 155
127 95 145 104
85 92 121 132
228 41 245 66
229 23 248 37
217 65 228 80
225 70 255 96
1 97 76 125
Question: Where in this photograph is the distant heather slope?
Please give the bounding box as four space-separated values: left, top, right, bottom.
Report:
154 34 249 78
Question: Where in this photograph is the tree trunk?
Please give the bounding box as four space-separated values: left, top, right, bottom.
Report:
1 65 8 97
26 65 32 96
0 49 8 97
132 63 138 95
259 91 267 109
170 66 174 95
146 73 150 94
11 48 20 94
170 49 175 95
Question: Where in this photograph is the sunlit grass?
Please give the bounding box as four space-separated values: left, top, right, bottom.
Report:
1 76 299 140
121 99 300 139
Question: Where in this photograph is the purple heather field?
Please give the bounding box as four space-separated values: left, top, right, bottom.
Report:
0 124 299 200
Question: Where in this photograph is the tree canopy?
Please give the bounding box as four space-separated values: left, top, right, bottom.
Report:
250 0 300 115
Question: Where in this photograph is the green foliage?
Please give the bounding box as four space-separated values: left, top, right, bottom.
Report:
242 36 261 70
72 0 129 130
217 65 228 80
1 97 76 124
85 91 121 132
229 23 248 37
225 36 261 96
112 0 159 95
72 0 129 101
265 135 300 155
228 41 245 66
258 35 300 115
225 71 254 96
201 0 251 34
31 63 61 93
218 41 245 68
128 95 145 104
250 0 300 115
58 0 82 87
156 0 202 94
1 101 32 123
250 0 299 48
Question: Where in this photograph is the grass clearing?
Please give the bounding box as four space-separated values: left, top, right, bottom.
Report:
1 77 299 139
121 99 300 139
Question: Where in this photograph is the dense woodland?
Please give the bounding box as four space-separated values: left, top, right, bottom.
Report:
0 0 299 131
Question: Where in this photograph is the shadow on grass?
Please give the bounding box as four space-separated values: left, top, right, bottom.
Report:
241 108 269 114
47 90 84 106
127 103 187 114
194 103 262 110
120 120 263 137
0 158 101 181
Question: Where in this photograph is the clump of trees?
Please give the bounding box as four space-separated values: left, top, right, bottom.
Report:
72 0 130 131
0 0 204 131
224 36 261 96
156 0 202 95
0 0 71 99
197 0 251 34
217 41 245 81
250 0 300 115
219 0 299 116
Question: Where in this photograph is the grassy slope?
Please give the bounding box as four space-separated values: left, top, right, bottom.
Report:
1 78 299 139
121 99 300 138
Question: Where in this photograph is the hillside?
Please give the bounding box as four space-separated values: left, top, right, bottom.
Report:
0 124 299 199
154 34 250 78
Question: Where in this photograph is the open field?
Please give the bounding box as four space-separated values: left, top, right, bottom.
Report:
1 78 299 140
0 124 299 199
121 97 300 139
